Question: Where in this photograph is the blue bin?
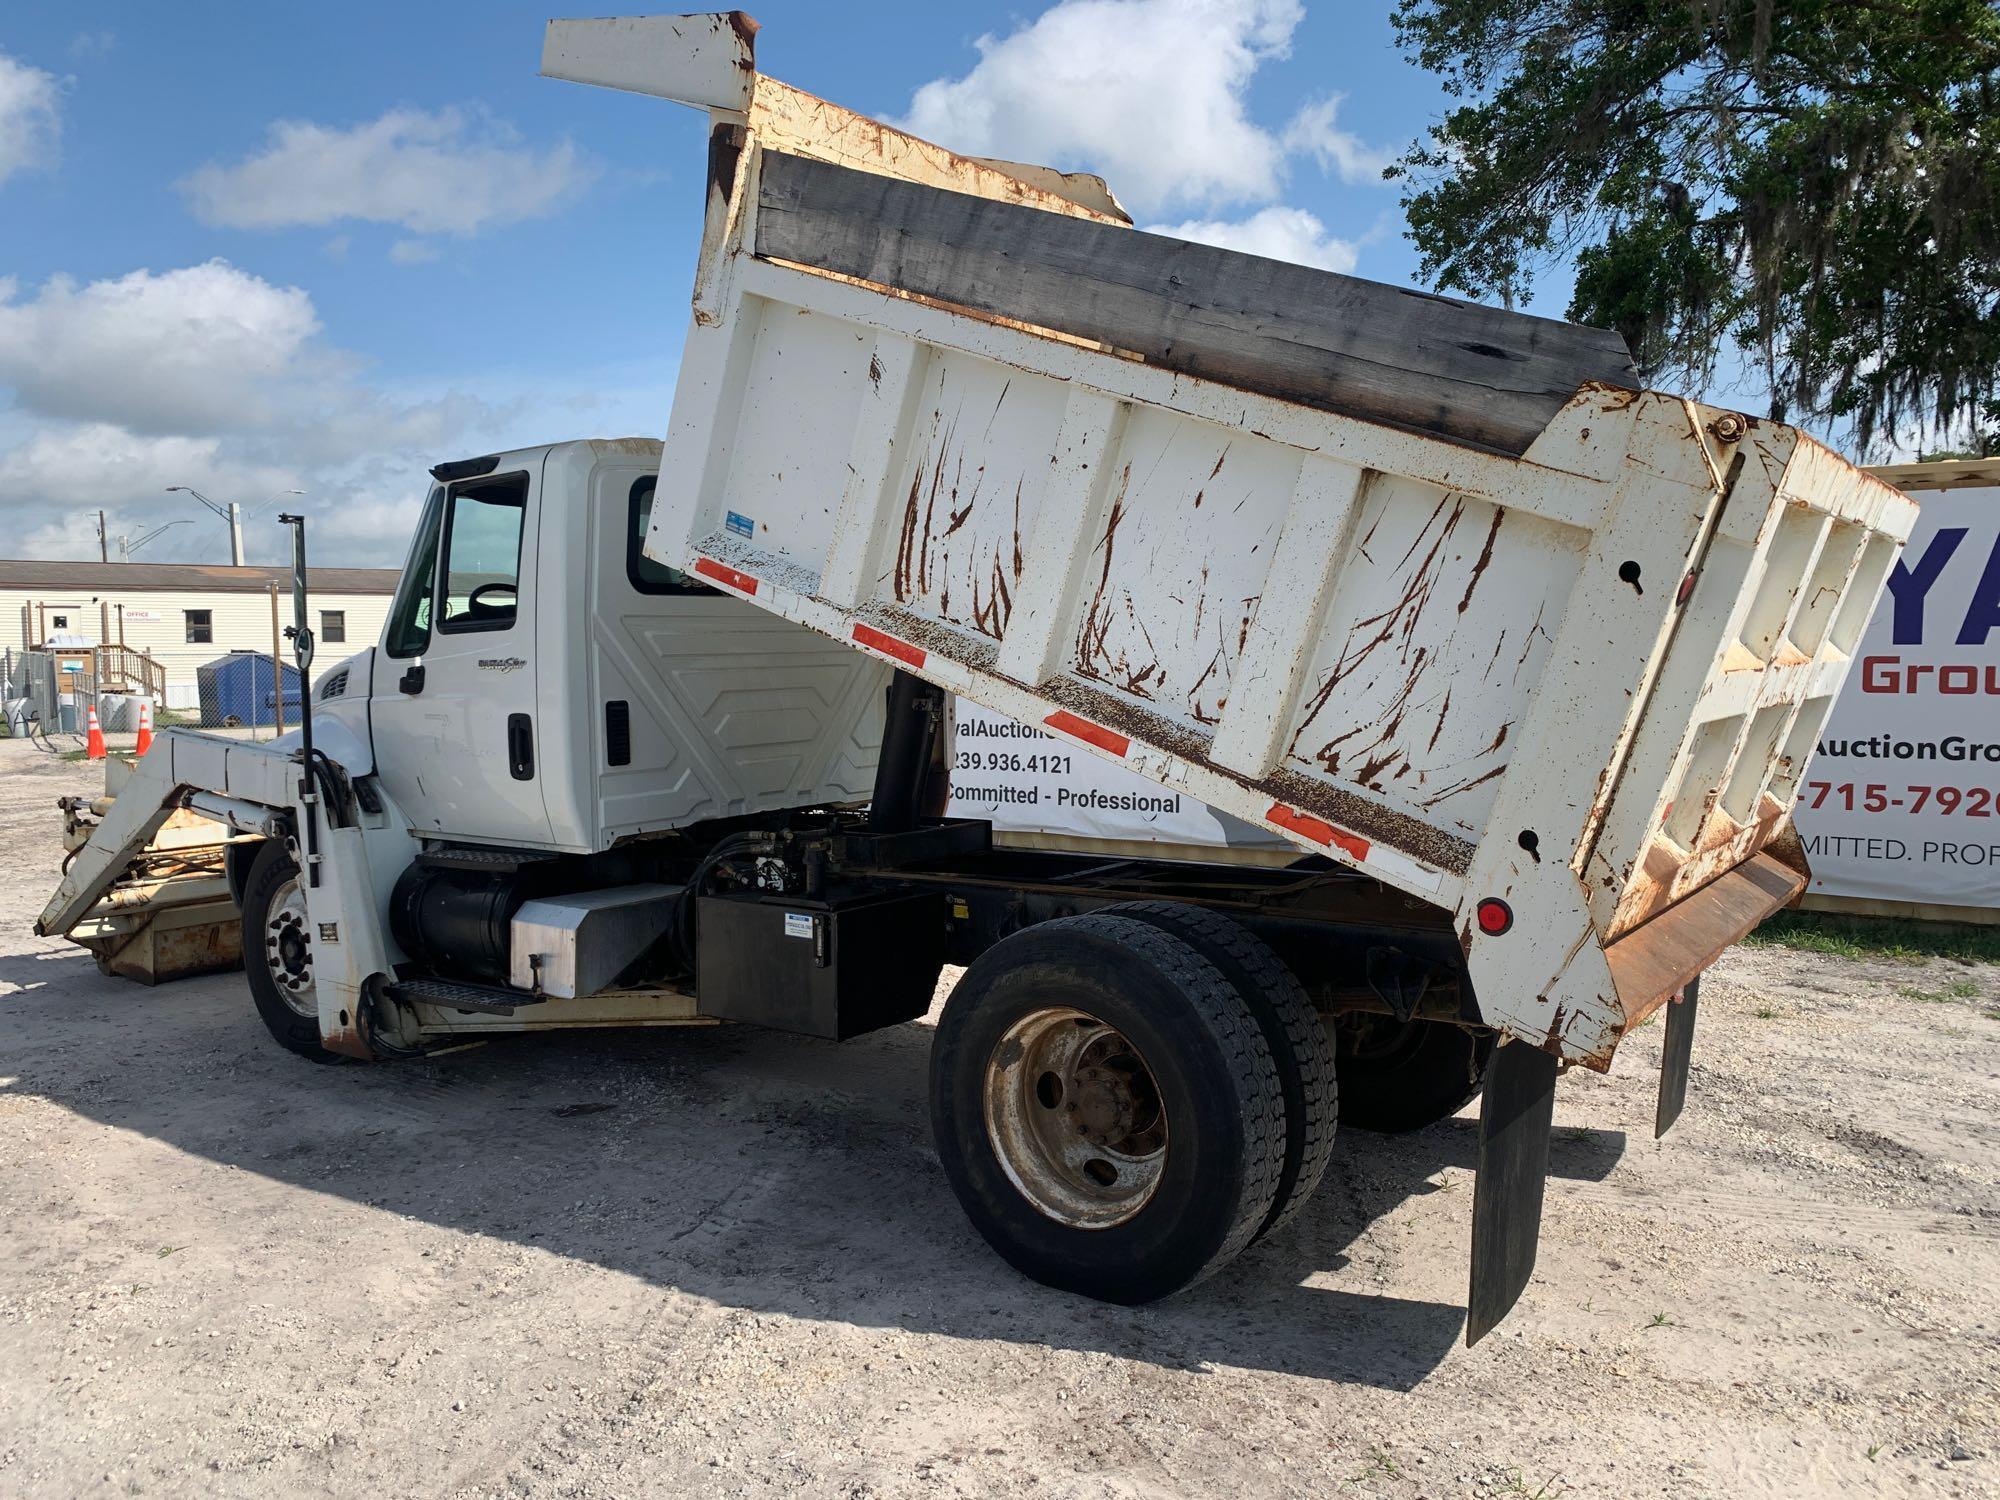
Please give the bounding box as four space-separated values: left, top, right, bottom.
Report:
196 652 304 728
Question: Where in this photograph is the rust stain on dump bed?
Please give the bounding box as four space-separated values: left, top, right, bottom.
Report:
1458 507 1504 613
1279 490 1524 831
1073 465 1166 698
1070 440 1270 718
1288 496 1462 785
966 479 1023 638
1019 669 1478 878
892 380 1027 641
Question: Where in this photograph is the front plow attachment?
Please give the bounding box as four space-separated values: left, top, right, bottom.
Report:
50 756 251 984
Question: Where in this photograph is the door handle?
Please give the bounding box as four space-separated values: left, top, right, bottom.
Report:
399 664 425 695
507 713 535 780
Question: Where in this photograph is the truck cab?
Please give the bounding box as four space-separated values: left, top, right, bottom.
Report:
329 438 891 854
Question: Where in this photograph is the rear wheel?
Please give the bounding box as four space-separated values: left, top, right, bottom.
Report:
931 913 1284 1303
242 840 343 1064
1333 1014 1491 1133
1100 901 1337 1242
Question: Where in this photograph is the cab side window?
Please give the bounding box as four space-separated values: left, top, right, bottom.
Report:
439 473 529 633
627 476 718 596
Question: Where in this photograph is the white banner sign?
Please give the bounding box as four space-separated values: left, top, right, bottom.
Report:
945 701 1284 852
1792 484 2000 908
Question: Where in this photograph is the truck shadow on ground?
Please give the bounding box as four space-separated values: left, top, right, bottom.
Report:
2 962 1627 1392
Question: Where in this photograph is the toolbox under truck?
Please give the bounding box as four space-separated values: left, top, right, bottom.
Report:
39 13 1917 1341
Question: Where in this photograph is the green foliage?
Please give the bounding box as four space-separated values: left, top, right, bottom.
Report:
1743 909 2000 963
1391 0 2000 452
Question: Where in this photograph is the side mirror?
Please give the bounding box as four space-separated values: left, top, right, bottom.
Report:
399 663 426 695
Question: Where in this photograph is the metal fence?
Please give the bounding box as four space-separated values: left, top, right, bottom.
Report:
193 652 299 734
3 646 293 748
1 648 90 749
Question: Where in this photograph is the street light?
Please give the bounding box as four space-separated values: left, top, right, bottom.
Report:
165 486 305 565
163 485 235 565
118 519 191 561
254 488 307 517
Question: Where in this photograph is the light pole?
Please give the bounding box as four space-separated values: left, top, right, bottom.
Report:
164 486 241 565
165 487 304 565
118 519 191 562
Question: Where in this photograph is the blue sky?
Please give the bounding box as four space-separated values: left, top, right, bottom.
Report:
1 1 1488 567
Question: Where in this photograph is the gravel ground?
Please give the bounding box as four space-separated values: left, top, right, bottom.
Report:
1 736 1996 1498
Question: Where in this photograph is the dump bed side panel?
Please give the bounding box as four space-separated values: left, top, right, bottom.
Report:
666 266 1651 900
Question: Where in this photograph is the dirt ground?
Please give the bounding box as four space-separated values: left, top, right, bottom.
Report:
0 736 1995 1499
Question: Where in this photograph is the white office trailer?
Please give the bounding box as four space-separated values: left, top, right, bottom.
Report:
0 561 399 706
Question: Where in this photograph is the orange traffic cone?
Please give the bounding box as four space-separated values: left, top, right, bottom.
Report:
134 699 154 757
85 703 106 760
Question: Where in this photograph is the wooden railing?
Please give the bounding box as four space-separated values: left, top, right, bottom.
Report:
93 646 167 700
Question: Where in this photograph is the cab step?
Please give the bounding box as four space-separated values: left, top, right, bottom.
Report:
389 977 547 1016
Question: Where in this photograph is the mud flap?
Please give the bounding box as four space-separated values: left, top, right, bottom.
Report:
1467 1038 1559 1345
1653 973 1701 1139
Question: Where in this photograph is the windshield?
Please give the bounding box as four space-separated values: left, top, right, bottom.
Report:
384 485 445 658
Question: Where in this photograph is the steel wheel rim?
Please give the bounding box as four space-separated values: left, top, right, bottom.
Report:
264 877 316 1019
983 1006 1168 1229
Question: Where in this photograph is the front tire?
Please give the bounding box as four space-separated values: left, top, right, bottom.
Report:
241 840 343 1064
931 913 1285 1304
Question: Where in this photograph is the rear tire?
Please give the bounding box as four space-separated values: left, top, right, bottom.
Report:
1333 1015 1491 1133
1100 901 1337 1242
241 840 343 1064
930 913 1285 1303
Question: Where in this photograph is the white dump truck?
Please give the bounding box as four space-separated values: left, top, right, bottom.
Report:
40 13 1917 1342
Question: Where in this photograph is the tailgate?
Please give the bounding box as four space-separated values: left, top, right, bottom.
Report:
1579 433 1916 944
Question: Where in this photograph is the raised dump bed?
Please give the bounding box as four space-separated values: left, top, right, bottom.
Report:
577 16 1916 1069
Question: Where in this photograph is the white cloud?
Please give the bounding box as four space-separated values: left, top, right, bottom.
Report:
0 262 324 435
896 0 1304 216
0 424 294 517
388 237 441 265
1147 205 1358 272
0 259 681 567
0 52 61 186
180 106 596 236
69 31 116 60
1282 95 1395 183
0 261 541 566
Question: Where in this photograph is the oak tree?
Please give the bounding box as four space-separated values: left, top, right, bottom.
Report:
1392 0 2000 451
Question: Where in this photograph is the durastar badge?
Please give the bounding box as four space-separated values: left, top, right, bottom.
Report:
478 656 527 673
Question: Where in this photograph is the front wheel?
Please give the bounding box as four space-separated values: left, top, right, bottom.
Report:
930 913 1285 1304
241 840 343 1064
